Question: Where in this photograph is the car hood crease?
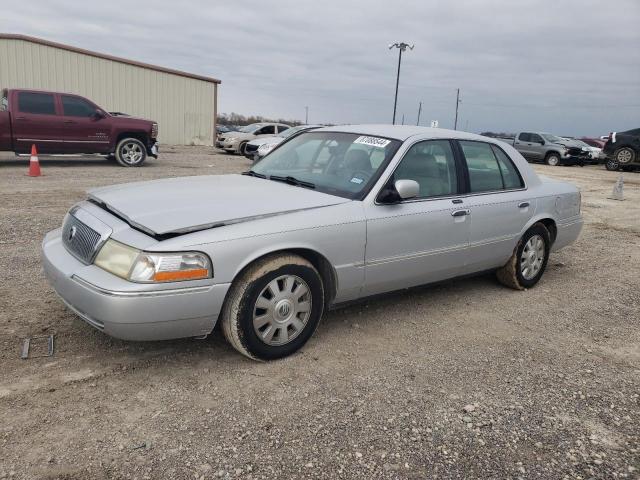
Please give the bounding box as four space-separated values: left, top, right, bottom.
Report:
88 174 349 236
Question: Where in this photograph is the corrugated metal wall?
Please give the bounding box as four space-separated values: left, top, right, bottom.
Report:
0 38 217 145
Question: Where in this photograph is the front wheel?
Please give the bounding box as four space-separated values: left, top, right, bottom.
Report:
605 158 620 171
545 153 560 166
221 254 324 361
115 138 147 167
496 223 551 290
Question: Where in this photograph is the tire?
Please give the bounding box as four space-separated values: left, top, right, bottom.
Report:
496 223 551 290
614 147 635 165
115 138 147 167
238 142 248 156
221 254 325 361
605 158 620 171
545 152 560 166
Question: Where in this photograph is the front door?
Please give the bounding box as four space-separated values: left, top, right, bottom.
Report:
11 91 66 154
456 140 535 272
527 133 546 161
363 139 469 296
60 95 111 153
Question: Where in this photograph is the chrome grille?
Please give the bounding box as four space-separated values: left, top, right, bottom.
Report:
62 213 103 264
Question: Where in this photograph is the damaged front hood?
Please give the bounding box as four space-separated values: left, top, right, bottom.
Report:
88 174 349 236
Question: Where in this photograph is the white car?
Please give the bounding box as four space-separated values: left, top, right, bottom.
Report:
244 125 321 161
42 125 583 361
216 123 290 155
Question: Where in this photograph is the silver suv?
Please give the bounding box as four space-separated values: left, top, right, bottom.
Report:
216 123 290 155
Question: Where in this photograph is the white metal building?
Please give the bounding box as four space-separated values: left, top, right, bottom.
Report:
0 33 220 145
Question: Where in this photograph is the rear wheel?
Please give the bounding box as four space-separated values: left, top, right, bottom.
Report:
614 147 635 165
545 153 560 166
496 223 551 290
115 138 147 167
221 254 324 361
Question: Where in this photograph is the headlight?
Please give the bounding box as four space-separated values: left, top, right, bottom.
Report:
226 137 237 142
258 143 276 155
94 239 212 283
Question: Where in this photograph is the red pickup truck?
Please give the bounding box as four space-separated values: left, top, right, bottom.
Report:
0 88 158 167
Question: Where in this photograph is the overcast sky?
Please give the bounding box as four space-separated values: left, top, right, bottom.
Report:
1 0 639 136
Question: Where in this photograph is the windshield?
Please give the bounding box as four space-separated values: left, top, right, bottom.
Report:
251 131 402 199
541 134 564 143
239 123 263 133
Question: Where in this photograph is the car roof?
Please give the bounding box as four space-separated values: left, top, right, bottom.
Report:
316 124 495 142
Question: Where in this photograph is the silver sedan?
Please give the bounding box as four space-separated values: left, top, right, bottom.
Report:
42 125 583 360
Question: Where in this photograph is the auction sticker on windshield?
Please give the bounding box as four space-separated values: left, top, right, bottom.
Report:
354 136 391 148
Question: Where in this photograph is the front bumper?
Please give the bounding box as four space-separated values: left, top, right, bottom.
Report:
42 228 230 341
216 138 240 152
146 141 159 158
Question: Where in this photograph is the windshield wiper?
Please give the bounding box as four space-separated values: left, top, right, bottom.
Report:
269 175 316 189
242 170 266 179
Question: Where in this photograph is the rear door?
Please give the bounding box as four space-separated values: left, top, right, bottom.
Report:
10 91 65 153
456 140 534 272
528 133 547 160
513 132 534 159
60 94 111 153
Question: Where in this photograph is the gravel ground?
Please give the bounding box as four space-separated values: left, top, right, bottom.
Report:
0 147 638 480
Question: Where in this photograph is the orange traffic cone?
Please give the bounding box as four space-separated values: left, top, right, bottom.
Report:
28 144 41 177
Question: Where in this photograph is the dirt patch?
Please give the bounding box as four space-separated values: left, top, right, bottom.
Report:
1 151 638 479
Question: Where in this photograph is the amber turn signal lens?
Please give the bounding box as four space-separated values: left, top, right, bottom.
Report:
152 268 209 282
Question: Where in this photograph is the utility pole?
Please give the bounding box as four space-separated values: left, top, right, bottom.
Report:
454 88 461 130
305 106 308 124
416 101 422 126
401 113 405 125
388 42 414 125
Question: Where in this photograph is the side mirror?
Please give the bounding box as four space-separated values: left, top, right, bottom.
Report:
395 179 419 200
93 109 105 119
540 139 545 145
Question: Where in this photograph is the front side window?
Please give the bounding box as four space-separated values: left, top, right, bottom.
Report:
62 95 96 117
17 92 56 115
257 125 276 135
252 132 401 199
530 134 544 143
277 125 290 133
461 141 523 192
392 140 458 198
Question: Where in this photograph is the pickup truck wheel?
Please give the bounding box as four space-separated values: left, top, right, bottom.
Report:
605 158 620 171
614 147 635 165
496 223 551 290
221 254 324 361
115 138 147 167
545 153 560 166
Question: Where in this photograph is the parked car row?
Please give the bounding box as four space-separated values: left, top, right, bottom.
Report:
497 132 594 166
0 88 158 167
215 122 291 155
243 124 322 161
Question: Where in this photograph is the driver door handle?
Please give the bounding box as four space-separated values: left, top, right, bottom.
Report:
518 202 530 208
451 209 470 217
